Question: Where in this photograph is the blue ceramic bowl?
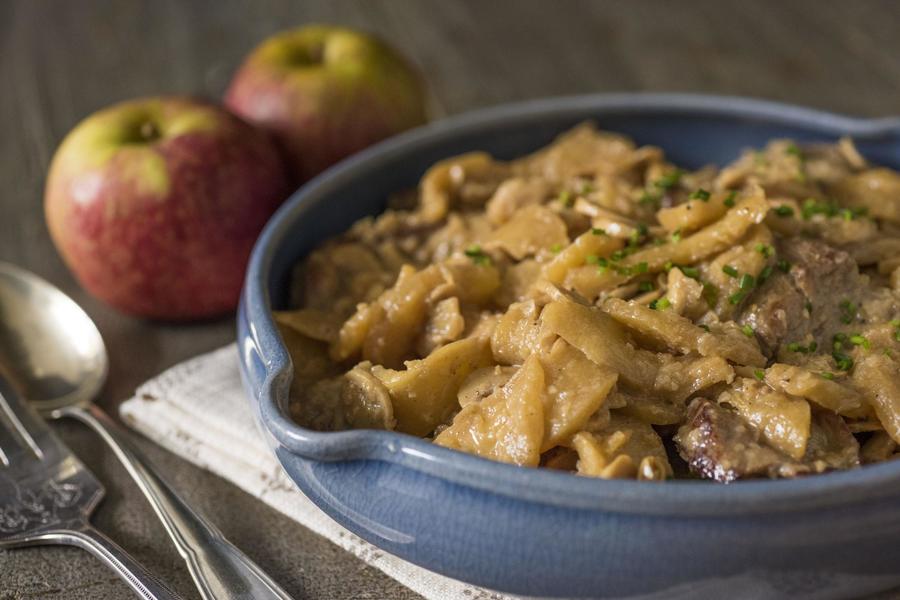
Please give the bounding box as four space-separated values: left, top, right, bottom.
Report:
238 94 900 599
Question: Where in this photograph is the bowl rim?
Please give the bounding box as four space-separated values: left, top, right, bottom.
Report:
242 92 900 516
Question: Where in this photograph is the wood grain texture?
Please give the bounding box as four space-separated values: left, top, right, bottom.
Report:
1 1 899 598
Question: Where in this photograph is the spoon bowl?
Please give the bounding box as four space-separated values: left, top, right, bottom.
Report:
0 263 107 413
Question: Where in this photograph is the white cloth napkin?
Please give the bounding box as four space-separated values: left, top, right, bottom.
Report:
119 345 900 600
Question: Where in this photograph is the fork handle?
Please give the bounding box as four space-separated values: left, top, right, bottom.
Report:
47 524 182 599
59 404 294 600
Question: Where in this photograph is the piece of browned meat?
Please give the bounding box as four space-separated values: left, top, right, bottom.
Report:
738 238 862 357
804 410 860 471
675 398 807 482
675 398 859 482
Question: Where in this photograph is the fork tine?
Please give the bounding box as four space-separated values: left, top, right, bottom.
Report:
0 378 45 460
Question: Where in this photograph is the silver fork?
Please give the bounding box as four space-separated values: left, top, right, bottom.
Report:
0 376 182 599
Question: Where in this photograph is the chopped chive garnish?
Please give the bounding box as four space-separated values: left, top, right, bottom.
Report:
558 190 574 207
801 199 818 220
611 249 627 262
663 260 674 272
742 324 755 338
833 336 845 352
653 170 683 189
690 188 711 202
464 245 491 265
777 259 791 273
722 265 739 278
550 243 563 253
758 265 773 283
580 182 595 195
591 227 607 236
638 281 654 292
729 291 747 305
833 351 854 371
787 341 818 353
635 261 649 274
805 301 813 313
702 282 719 308
679 265 700 279
650 297 671 310
821 372 835 380
723 192 737 207
839 299 857 324
753 369 765 381
801 198 843 220
699 324 711 332
774 205 794 217
849 334 870 349
755 243 774 258
671 229 682 243
839 207 867 221
628 227 644 247
739 273 755 291
586 254 600 265
785 143 802 158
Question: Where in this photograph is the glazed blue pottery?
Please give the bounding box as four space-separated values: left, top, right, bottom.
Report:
238 94 900 599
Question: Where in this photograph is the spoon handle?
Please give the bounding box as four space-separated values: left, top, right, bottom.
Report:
58 404 294 600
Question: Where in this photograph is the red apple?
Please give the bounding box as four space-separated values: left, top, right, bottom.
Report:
225 25 428 183
45 97 289 320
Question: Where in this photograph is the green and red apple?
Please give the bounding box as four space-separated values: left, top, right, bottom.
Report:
225 25 428 183
45 97 289 320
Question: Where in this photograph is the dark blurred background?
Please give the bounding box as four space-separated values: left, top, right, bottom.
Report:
1 1 899 598
4 0 900 277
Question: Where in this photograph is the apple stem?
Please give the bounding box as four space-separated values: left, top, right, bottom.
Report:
140 121 160 141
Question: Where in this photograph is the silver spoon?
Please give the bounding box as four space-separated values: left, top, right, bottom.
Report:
0 262 293 600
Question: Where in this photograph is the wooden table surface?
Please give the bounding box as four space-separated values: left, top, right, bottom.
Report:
2 1 900 598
